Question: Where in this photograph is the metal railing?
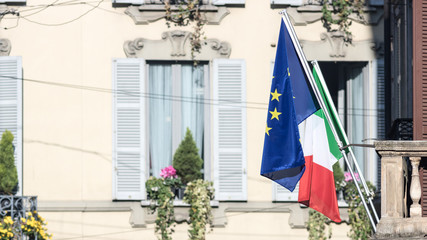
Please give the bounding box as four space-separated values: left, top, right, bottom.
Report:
0 195 38 240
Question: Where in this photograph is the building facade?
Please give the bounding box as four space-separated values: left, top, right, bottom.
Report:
0 0 385 239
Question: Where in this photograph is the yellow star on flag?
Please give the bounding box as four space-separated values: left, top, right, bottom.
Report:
265 125 272 136
269 108 282 121
287 67 290 76
270 89 282 102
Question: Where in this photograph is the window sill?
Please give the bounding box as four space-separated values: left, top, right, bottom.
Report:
140 199 219 207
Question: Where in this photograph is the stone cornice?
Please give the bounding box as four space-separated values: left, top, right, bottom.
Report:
286 5 383 26
37 200 349 229
125 4 229 25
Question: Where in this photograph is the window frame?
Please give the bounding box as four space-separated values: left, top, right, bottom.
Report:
145 61 211 179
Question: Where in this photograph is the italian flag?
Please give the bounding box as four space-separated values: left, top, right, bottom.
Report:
297 67 343 223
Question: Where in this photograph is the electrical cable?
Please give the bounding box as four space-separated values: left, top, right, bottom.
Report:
0 75 269 110
20 0 103 26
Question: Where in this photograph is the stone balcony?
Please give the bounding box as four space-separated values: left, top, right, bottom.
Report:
374 141 427 240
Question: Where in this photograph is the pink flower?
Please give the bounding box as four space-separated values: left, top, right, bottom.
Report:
344 172 360 182
160 166 177 178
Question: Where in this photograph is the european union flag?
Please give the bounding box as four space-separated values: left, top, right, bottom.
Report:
260 18 318 191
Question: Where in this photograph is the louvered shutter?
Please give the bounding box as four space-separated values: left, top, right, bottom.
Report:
413 0 427 140
0 0 25 3
273 182 299 201
413 0 427 215
112 0 144 4
213 59 247 201
376 58 385 190
112 58 146 200
212 0 245 5
0 56 22 195
270 0 303 6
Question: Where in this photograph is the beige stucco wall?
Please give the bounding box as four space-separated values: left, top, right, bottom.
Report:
0 0 380 238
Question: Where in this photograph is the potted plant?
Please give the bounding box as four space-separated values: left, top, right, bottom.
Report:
160 166 184 199
173 128 203 185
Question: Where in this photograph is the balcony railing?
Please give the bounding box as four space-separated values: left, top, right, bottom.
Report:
374 141 427 239
0 195 38 240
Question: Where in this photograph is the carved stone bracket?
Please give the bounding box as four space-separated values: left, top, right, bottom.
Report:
0 39 11 56
300 32 379 61
320 31 346 58
125 4 229 25
124 30 231 60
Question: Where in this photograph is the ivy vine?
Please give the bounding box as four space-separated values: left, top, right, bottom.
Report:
307 209 332 240
146 177 176 240
321 0 365 43
344 180 376 240
164 0 206 61
183 179 215 240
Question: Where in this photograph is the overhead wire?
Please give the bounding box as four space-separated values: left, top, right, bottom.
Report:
0 75 269 110
0 75 386 116
20 0 104 26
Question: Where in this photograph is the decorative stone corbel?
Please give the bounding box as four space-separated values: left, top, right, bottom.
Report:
300 32 378 61
320 31 346 58
0 39 11 56
124 30 231 60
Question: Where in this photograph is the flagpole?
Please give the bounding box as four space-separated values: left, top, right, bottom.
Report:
279 10 377 232
312 60 380 224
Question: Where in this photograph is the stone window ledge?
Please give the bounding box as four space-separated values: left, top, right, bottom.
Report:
38 200 349 229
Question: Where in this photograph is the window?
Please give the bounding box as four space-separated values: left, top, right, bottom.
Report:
273 60 384 200
0 56 23 195
112 58 247 201
112 0 245 6
148 62 209 177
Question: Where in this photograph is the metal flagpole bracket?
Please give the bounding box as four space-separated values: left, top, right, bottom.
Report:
340 144 375 151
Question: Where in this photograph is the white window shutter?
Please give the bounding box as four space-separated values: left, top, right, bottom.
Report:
213 59 247 201
112 0 144 4
0 0 26 3
0 56 22 195
376 58 385 189
273 182 299 201
112 58 146 200
212 0 245 6
270 0 303 6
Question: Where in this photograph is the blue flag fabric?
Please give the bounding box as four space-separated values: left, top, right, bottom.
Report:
260 18 319 191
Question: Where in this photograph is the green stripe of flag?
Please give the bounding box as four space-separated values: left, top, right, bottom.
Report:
312 67 349 158
314 109 342 160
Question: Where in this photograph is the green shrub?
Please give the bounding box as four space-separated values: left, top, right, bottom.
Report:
0 130 18 195
173 128 203 184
